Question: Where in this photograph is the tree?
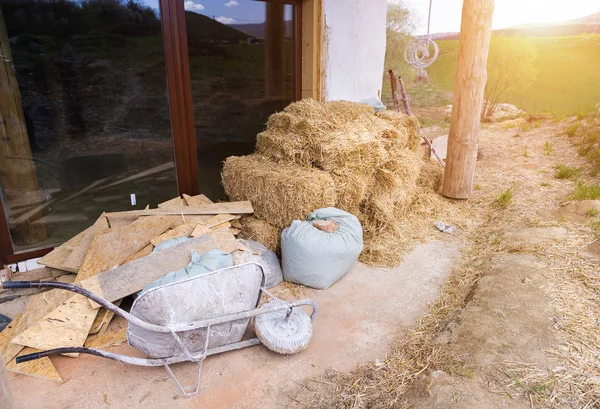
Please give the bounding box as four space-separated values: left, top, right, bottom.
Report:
385 1 416 70
483 35 538 118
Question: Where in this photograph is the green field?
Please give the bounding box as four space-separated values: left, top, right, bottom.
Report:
390 34 600 115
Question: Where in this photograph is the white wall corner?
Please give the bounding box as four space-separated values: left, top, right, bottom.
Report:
322 0 387 102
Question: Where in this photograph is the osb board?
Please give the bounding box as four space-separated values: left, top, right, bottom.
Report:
203 214 240 229
76 216 171 282
190 224 210 237
208 230 245 253
183 193 213 206
11 216 171 351
150 222 196 247
80 235 220 308
0 314 23 363
11 294 99 351
38 214 109 273
10 267 58 282
105 201 253 219
84 328 127 349
62 213 110 272
6 347 61 382
89 299 122 336
157 196 186 209
121 243 153 265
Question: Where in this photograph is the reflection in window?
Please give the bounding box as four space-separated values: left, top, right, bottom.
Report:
184 0 296 199
0 0 177 252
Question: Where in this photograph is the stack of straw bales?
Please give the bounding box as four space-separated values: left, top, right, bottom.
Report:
222 98 429 266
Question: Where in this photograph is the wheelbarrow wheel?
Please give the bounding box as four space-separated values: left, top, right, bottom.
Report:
254 300 313 355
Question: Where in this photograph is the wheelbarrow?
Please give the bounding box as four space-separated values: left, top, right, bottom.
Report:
2 262 318 396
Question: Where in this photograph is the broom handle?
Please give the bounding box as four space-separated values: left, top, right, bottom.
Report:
397 76 446 168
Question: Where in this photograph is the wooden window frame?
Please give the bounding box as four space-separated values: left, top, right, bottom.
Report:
0 0 304 264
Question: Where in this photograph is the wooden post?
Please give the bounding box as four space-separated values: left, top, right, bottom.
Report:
265 3 286 98
1 355 14 409
388 70 400 112
441 0 494 199
0 9 48 245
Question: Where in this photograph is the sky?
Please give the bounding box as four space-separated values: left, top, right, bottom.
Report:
406 0 600 35
142 0 292 25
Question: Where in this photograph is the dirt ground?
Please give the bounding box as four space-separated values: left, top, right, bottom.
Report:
5 241 459 409
5 114 600 408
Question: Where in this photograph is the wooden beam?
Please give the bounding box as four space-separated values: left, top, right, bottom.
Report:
0 8 48 245
104 201 253 219
80 235 220 308
265 3 286 98
441 0 494 199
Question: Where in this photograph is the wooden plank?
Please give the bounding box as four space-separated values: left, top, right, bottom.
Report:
231 220 242 229
157 196 186 209
89 299 122 336
230 228 240 235
1 314 23 363
80 235 221 308
190 224 210 237
38 214 109 272
105 202 253 219
150 222 196 247
10 267 62 282
84 328 127 349
76 216 171 282
122 244 153 265
208 230 245 253
62 214 109 272
183 194 213 206
11 216 172 351
6 347 61 382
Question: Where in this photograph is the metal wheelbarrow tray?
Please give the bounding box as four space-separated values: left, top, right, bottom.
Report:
3 262 318 396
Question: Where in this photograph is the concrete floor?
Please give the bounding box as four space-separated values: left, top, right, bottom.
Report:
7 240 459 409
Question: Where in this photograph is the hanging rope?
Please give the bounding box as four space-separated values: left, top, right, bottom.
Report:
404 0 439 70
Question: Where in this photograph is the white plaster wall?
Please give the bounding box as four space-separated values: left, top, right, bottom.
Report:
322 0 387 102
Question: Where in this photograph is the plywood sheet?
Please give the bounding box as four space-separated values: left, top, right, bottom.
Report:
11 216 172 351
208 230 245 253
150 222 196 247
62 214 109 272
157 196 186 209
84 328 127 349
190 224 211 237
105 201 253 220
89 299 122 336
183 194 213 206
0 314 23 363
122 244 153 265
38 214 109 272
80 235 220 308
6 347 61 382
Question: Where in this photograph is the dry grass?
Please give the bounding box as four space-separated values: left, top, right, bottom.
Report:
294 118 600 409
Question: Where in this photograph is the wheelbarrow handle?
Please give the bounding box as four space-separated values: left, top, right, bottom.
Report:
2 280 175 334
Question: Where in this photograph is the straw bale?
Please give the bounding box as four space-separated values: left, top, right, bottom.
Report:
376 110 421 151
417 160 444 192
222 155 336 228
238 217 281 252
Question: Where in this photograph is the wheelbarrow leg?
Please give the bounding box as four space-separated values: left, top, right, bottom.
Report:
163 324 211 397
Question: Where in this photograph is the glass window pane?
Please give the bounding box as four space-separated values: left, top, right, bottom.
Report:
0 0 178 253
184 0 296 199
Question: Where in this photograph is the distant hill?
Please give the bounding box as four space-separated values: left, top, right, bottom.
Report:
429 13 600 40
230 20 294 39
185 12 251 42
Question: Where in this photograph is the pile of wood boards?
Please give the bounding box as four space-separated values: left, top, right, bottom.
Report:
0 194 253 382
